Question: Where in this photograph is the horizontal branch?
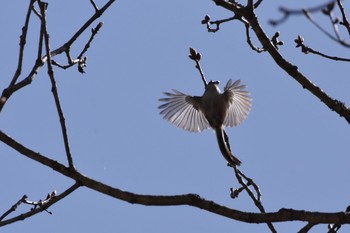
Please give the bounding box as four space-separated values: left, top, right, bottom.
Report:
1 130 350 225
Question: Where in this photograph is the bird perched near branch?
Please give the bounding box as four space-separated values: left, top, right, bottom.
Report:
158 79 251 166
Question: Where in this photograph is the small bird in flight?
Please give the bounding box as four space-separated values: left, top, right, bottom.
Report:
159 79 251 166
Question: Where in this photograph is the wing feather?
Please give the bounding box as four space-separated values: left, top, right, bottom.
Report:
158 90 210 132
223 79 252 127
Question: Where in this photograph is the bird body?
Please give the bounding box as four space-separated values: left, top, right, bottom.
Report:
200 82 229 128
159 79 251 166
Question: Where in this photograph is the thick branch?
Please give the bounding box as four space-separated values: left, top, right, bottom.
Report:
212 0 350 123
1 130 350 225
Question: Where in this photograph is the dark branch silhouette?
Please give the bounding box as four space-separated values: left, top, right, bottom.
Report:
211 0 350 124
1 1 350 232
1 130 350 228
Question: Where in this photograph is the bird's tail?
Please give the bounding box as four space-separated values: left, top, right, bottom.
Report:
215 128 242 166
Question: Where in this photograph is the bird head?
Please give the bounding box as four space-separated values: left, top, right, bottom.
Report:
206 80 221 93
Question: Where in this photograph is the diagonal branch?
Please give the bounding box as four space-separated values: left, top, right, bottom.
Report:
234 167 276 232
0 0 116 113
337 0 350 35
90 0 99 12
0 195 28 222
295 35 350 61
298 222 316 233
212 0 350 123
9 0 36 87
52 22 104 73
38 1 75 169
0 0 35 108
269 1 337 26
51 0 115 57
0 182 80 227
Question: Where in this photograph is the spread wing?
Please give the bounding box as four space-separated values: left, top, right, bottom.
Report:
158 90 210 132
223 79 252 127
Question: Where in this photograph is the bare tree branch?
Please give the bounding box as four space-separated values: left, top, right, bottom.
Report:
0 195 28 222
298 222 316 233
211 0 350 123
270 1 350 48
90 0 99 12
337 0 350 35
51 0 115 57
269 1 337 26
9 0 36 87
254 0 264 9
0 0 115 113
201 14 237 33
0 183 80 227
188 48 208 87
38 1 75 169
1 130 350 226
295 35 350 61
52 22 104 73
234 166 276 232
0 0 35 108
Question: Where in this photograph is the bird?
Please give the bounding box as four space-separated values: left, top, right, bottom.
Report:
158 79 251 166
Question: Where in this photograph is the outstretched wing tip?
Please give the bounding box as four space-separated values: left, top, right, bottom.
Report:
224 79 252 127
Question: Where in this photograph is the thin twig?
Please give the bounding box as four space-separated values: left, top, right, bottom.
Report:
0 195 27 221
303 9 350 47
304 46 350 61
90 0 99 12
9 0 35 87
51 0 115 57
298 222 316 233
189 48 208 87
202 15 237 33
241 18 265 53
39 1 75 169
52 22 103 73
0 0 116 112
78 22 103 59
194 60 207 87
31 4 42 19
0 183 80 227
254 0 264 9
237 169 262 201
0 0 35 108
270 1 350 47
328 12 341 41
337 0 350 35
295 35 350 61
269 1 337 26
233 166 277 233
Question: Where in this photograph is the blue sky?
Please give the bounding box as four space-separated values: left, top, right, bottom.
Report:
1 0 350 232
